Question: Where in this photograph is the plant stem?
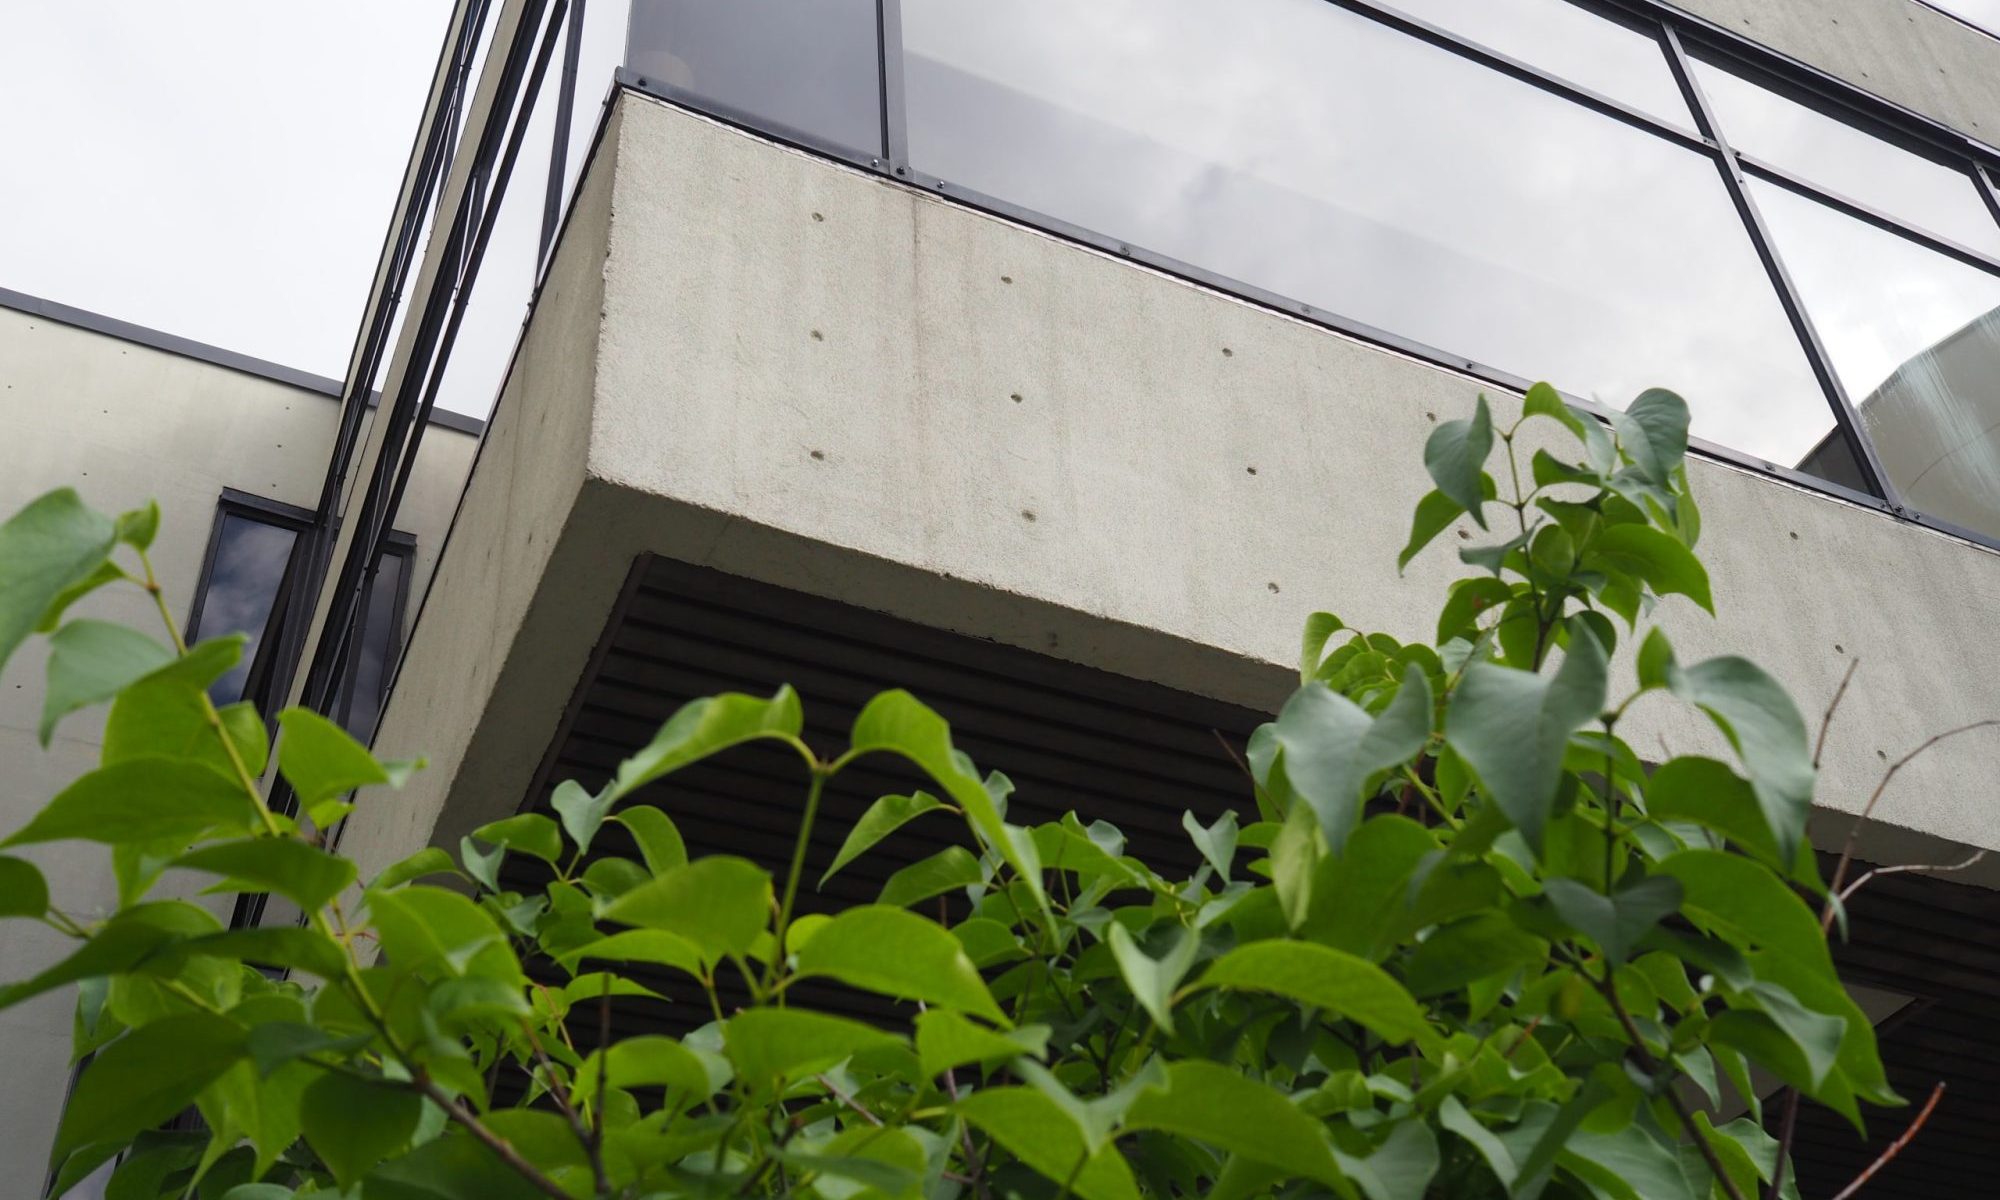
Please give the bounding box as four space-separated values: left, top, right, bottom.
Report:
1827 1082 1945 1200
412 1069 579 1200
768 768 829 991
1595 974 1749 1200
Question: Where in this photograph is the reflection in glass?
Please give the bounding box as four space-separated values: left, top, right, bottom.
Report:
904 0 1838 470
1758 182 2000 537
334 550 408 746
190 514 303 707
1386 0 1692 128
625 0 882 154
1692 55 2000 255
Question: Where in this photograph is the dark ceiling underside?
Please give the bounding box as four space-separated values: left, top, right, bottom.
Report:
504 554 1996 1198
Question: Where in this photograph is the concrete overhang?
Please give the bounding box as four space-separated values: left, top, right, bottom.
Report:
346 88 2000 888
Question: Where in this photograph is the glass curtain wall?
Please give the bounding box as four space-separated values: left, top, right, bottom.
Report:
616 0 2000 546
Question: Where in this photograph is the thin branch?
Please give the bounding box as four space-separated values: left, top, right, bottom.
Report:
411 1070 578 1200
591 974 612 1198
940 1067 995 1200
1824 720 2000 928
1837 849 1988 909
815 1072 883 1126
1827 1082 1946 1200
1596 975 1750 1200
1815 657 1861 770
1768 1089 1800 1200
522 1020 601 1191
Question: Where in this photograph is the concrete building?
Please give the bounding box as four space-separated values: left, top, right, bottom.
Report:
4 0 1999 1193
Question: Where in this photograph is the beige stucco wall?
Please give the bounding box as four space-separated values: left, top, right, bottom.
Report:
0 307 476 1170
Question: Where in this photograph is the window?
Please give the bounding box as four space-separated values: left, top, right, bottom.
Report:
185 492 413 740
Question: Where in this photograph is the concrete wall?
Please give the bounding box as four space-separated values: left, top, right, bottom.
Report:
0 306 475 1170
356 89 2000 912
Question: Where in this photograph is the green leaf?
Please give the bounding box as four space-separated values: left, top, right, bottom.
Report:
51 1012 246 1166
1107 923 1198 1033
1199 941 1427 1045
114 501 160 552
1300 814 1434 960
1585 525 1713 613
957 1087 1143 1200
40 620 174 745
781 1127 927 1200
1423 395 1494 528
299 1071 422 1186
1267 667 1432 852
468 813 563 864
601 685 804 809
1636 627 1674 691
245 1022 370 1078
1665 657 1814 866
848 691 1049 919
176 926 350 979
1720 982 1846 1090
878 845 983 908
795 905 1007 1023
0 901 218 1011
0 488 118 675
1613 389 1690 487
599 856 772 964
575 1035 723 1109
724 1008 902 1085
0 855 49 918
1403 912 1545 998
1560 1124 1700 1200
170 837 356 912
1437 1095 1521 1189
914 1009 1048 1078
3 757 257 848
366 885 520 980
1399 488 1463 572
822 791 949 886
1523 381 1587 439
365 1131 550 1200
372 846 459 889
1646 757 1815 883
560 929 704 980
98 635 240 768
1435 577 1514 645
1543 875 1682 963
276 708 390 810
548 780 612 860
1126 1060 1346 1188
1182 809 1239 883
612 805 687 875
1300 612 1348 680
1444 622 1607 851
1338 1119 1438 1200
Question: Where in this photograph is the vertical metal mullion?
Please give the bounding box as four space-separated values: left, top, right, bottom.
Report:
877 0 909 173
1974 162 2000 233
1660 25 1901 509
541 0 587 263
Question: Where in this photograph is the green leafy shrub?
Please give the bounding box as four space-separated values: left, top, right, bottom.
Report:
0 387 1899 1198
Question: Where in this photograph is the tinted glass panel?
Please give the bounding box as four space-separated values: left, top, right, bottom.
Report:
1387 0 1692 128
625 0 882 154
905 0 1837 470
336 550 408 745
190 513 302 707
1692 55 2000 254
1754 181 2000 536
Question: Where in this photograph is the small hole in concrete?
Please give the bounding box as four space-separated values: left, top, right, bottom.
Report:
1021 509 1037 522
1267 582 1281 593
1457 529 1471 540
1221 347 1234 357
1789 531 1799 540
1000 275 1013 284
810 329 824 341
810 449 825 460
1009 393 1023 403
1424 411 1437 422
1876 749 1887 760
1245 466 1257 475
1834 643 1844 654
811 212 824 222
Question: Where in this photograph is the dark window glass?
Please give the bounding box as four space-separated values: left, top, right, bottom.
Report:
333 547 410 746
625 0 883 154
189 512 305 709
1752 181 2000 537
1387 0 1692 128
903 0 1840 473
1691 54 2000 255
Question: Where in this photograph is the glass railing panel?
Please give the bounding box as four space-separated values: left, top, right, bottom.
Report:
1385 0 1693 129
1692 54 2000 255
1754 180 2000 537
903 0 1841 477
624 0 883 156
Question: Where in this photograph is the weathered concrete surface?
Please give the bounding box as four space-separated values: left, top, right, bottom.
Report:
1671 0 2000 141
0 307 475 1168
359 93 2000 908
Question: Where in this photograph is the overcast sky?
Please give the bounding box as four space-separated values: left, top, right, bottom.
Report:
0 2 453 381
